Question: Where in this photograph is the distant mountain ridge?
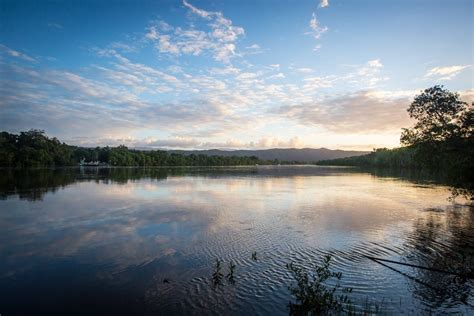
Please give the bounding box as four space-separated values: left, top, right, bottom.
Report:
166 148 369 163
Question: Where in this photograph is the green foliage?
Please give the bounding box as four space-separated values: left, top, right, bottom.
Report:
0 130 275 167
286 255 352 315
400 85 472 145
0 130 74 168
318 147 416 168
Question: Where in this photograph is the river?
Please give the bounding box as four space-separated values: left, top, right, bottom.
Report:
0 166 472 314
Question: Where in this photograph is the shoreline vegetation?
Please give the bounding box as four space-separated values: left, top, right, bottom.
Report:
0 130 283 168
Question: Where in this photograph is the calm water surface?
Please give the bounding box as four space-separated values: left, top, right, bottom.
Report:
0 166 473 315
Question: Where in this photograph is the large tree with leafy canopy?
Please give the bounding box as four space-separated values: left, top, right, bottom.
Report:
400 85 472 146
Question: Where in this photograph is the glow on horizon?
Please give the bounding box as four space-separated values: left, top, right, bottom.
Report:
0 0 472 150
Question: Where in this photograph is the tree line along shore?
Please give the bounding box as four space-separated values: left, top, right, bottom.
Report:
0 130 280 168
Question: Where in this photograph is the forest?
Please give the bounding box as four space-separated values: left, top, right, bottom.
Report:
0 130 272 167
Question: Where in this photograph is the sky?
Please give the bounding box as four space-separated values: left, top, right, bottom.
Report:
0 0 473 150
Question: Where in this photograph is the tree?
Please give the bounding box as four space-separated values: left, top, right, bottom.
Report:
400 85 472 146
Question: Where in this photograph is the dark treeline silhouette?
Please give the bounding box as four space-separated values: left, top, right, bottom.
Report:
318 86 473 198
0 130 278 167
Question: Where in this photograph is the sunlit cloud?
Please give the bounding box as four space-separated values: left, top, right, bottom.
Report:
424 65 471 81
275 90 413 133
319 0 329 8
67 135 305 150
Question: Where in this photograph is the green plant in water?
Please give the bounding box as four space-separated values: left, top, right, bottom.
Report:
286 255 352 315
227 261 236 284
212 258 224 286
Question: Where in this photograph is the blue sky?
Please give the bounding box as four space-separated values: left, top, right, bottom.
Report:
0 0 472 150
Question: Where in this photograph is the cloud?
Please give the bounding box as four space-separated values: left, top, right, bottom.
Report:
459 88 474 104
340 59 388 88
268 72 285 80
65 135 304 150
68 135 201 149
0 44 36 62
145 26 159 40
319 0 329 8
47 22 63 29
296 68 314 74
275 90 413 133
144 1 245 62
199 136 304 149
2 43 399 144
0 60 229 138
308 13 328 40
244 43 263 55
305 13 328 51
183 0 212 19
424 65 471 81
367 59 383 68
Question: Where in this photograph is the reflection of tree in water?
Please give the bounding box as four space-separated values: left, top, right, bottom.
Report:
0 168 77 201
0 166 374 201
404 205 474 309
0 168 171 201
0 167 263 201
361 167 473 201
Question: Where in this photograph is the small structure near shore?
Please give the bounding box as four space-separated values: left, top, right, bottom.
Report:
79 158 106 167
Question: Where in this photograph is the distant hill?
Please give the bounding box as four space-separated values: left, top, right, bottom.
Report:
167 148 369 163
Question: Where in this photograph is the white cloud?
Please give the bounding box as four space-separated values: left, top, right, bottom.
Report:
0 44 36 62
67 135 305 150
319 0 329 8
268 72 285 80
156 34 181 54
305 11 328 53
424 65 471 81
340 59 388 88
201 136 304 149
144 1 245 63
244 43 263 55
183 0 212 19
70 135 201 149
145 26 159 40
246 44 260 50
368 59 383 68
308 13 328 40
296 68 314 73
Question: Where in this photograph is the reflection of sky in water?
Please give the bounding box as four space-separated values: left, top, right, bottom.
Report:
0 167 472 315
